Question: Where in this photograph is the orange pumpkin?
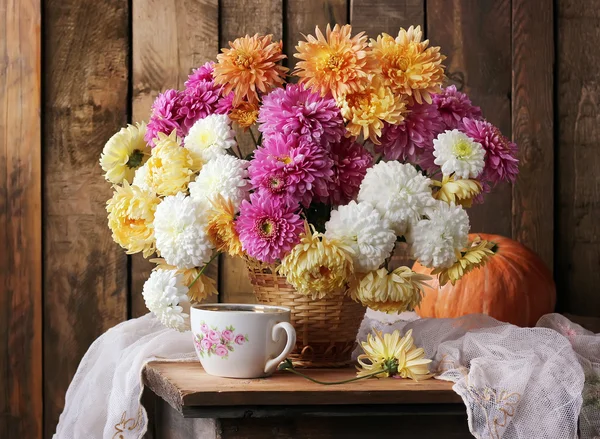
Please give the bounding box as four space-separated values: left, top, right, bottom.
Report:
413 233 556 327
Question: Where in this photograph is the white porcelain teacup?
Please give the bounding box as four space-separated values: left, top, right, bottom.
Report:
191 303 296 378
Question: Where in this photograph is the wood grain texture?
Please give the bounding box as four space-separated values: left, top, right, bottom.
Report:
556 0 600 316
350 0 424 32
286 0 348 72
155 399 218 439
131 0 220 317
427 0 513 237
42 0 129 436
144 362 461 412
0 0 42 437
219 0 284 304
512 0 554 273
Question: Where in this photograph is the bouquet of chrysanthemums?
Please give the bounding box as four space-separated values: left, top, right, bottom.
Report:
100 25 518 331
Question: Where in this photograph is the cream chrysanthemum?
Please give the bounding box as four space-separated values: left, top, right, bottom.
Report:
206 195 244 258
188 154 250 211
370 26 445 104
338 76 407 144
153 192 214 269
144 131 195 196
349 266 431 313
433 129 485 178
100 122 150 184
143 269 190 331
358 161 435 235
280 223 354 299
324 201 396 272
433 174 482 208
184 114 237 169
432 237 496 286
356 329 433 380
106 181 160 258
410 201 470 269
294 24 374 98
152 258 218 303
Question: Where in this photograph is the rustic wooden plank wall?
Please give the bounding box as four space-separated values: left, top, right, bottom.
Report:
2 0 599 437
0 0 42 437
556 0 600 315
42 0 130 436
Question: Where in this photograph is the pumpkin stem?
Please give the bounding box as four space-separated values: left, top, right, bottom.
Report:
490 242 499 254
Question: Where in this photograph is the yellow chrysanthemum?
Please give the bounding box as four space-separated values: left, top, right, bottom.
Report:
293 24 375 98
229 102 259 130
144 131 195 196
151 258 218 303
433 174 482 208
279 223 354 299
338 76 407 144
349 266 431 313
206 195 244 258
357 329 433 381
214 34 288 106
107 182 160 257
433 237 496 286
371 26 445 104
100 122 150 184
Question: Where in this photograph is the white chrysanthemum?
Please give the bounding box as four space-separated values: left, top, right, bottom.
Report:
324 201 396 272
358 161 436 235
132 162 152 192
184 114 236 167
188 155 250 211
410 201 470 269
433 129 485 178
143 269 190 331
154 192 214 269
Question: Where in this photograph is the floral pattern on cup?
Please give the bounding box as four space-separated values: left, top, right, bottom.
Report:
194 321 249 359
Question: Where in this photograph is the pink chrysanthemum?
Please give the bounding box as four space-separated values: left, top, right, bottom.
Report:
215 91 234 115
325 138 373 206
249 133 334 207
377 101 445 165
145 89 185 145
146 69 234 146
432 85 482 130
236 193 304 263
461 117 519 185
187 62 234 116
185 62 215 88
258 84 345 147
179 80 222 132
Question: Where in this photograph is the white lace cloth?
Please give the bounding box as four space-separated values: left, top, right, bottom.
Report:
55 312 599 439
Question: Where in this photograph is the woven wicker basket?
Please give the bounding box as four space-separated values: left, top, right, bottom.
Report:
246 259 366 368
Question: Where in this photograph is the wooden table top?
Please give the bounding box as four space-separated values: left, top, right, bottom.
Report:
144 361 462 415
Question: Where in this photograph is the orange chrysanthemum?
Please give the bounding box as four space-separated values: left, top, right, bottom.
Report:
293 24 375 98
214 34 288 106
206 195 244 257
229 101 259 130
371 26 445 104
338 76 407 144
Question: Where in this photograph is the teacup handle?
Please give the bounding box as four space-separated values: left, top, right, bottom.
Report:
264 322 296 375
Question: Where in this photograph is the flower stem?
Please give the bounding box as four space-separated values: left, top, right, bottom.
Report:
249 128 258 149
233 137 243 159
189 252 221 289
278 360 386 385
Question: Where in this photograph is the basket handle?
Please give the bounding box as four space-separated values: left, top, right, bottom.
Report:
264 322 296 375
